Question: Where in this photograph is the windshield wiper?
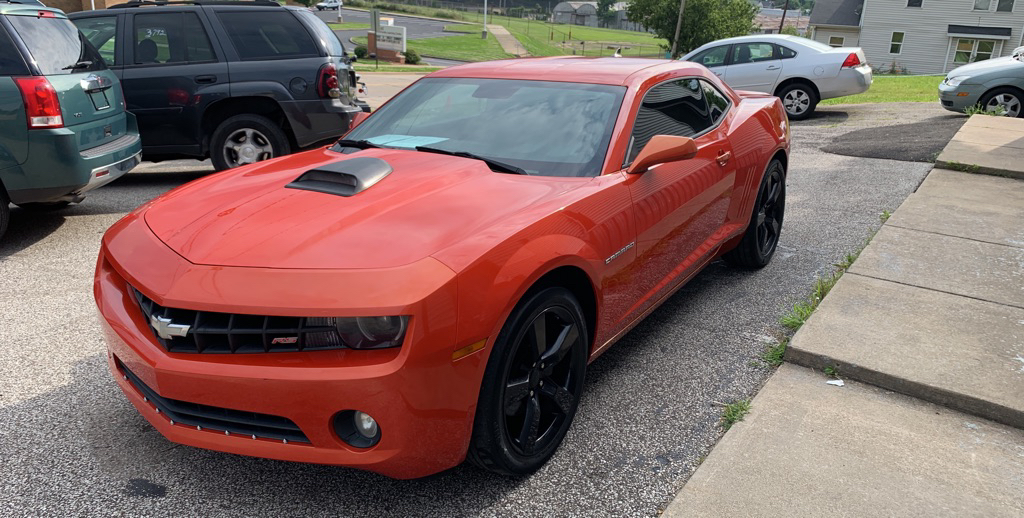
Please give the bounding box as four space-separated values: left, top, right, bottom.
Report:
414 146 527 175
330 139 381 151
61 60 93 71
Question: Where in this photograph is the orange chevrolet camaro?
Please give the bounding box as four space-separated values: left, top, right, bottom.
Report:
94 57 789 479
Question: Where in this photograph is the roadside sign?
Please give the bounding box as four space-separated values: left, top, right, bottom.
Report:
377 25 406 52
371 9 380 33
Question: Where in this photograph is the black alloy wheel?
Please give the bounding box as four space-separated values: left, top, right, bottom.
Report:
468 287 588 475
723 159 786 268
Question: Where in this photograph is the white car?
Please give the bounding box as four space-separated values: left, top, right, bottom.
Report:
316 0 342 10
682 35 872 120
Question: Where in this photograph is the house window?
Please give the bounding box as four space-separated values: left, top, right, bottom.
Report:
974 0 991 9
954 39 997 64
889 32 904 54
997 0 1014 11
828 36 845 47
907 0 922 6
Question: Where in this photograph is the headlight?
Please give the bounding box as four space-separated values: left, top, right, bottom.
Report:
944 76 970 87
311 316 409 349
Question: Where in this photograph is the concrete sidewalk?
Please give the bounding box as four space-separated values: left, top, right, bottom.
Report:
487 24 530 57
664 115 1024 515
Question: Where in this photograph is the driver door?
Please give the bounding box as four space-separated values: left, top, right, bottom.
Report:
620 78 736 323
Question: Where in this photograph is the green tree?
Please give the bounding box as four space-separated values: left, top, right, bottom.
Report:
627 0 758 57
597 0 617 28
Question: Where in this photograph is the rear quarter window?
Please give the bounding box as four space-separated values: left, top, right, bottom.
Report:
294 9 345 57
7 15 105 75
0 26 29 75
216 11 320 61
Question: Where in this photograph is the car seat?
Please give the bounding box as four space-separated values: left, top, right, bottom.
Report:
736 45 752 64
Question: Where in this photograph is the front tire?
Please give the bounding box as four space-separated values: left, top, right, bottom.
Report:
978 87 1023 118
210 114 291 171
723 158 785 268
468 287 588 476
777 83 818 121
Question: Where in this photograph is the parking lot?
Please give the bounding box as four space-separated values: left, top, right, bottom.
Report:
0 74 952 515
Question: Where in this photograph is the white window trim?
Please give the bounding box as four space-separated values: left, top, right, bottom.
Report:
828 36 845 47
889 31 905 55
995 0 1015 12
952 38 1001 65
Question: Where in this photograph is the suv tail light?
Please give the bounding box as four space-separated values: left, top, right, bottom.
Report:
841 53 861 68
15 77 63 129
317 64 341 99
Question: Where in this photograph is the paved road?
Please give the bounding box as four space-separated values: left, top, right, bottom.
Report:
0 96 949 515
314 9 469 67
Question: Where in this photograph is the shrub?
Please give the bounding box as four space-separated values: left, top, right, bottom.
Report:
403 48 422 65
354 45 368 59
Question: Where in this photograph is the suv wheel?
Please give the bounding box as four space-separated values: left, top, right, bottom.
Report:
211 114 291 171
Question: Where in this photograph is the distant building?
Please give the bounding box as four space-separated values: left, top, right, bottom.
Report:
808 0 1024 74
551 2 644 31
753 8 810 35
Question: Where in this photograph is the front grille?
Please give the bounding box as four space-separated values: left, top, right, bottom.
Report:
117 360 309 444
132 288 343 354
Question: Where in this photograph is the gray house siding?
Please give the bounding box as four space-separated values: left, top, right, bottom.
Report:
812 26 862 46
858 0 1024 74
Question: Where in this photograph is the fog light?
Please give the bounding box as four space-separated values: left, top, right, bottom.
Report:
354 411 378 438
333 410 381 448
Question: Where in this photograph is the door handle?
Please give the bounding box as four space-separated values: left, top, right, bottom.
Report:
716 150 732 166
195 75 217 84
766 65 780 70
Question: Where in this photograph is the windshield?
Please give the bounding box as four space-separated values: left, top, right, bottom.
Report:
345 78 626 177
7 15 105 75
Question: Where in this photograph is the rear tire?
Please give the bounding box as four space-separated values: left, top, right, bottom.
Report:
210 114 291 171
777 83 818 120
0 187 9 241
467 287 588 476
978 87 1023 118
723 159 786 269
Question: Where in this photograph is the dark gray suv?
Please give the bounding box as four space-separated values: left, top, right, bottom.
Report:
71 0 366 170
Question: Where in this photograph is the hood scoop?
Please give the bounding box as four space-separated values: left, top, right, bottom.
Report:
286 156 393 197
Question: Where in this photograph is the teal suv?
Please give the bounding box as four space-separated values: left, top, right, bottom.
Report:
0 3 142 240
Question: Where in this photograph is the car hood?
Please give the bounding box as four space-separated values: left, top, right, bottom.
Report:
949 56 1024 78
144 148 586 270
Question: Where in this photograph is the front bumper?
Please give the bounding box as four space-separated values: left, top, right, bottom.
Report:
938 82 983 112
94 214 489 479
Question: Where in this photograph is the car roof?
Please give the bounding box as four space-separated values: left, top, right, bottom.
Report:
429 56 709 87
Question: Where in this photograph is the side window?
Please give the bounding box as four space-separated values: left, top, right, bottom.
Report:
778 45 797 58
133 12 214 65
827 36 845 48
74 16 118 65
216 11 320 61
700 80 731 125
0 26 29 76
732 42 776 64
628 78 711 163
691 45 729 68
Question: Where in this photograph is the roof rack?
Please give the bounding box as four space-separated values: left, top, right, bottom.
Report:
108 1 282 8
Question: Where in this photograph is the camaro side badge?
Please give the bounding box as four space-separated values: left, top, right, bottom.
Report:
605 242 635 264
150 315 190 340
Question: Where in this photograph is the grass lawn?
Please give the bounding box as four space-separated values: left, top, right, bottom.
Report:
821 75 943 105
353 32 512 62
328 22 370 30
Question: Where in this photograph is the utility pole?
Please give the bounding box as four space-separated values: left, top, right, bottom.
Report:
778 0 790 33
670 0 686 58
483 0 488 39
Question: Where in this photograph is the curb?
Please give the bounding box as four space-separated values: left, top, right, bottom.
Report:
932 160 1024 180
784 341 1024 430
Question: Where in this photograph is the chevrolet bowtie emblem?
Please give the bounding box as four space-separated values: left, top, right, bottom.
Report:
150 315 190 340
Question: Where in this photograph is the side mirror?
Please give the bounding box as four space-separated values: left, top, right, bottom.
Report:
626 135 698 174
349 111 370 130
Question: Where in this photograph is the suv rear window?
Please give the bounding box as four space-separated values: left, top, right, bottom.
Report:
216 11 319 61
7 15 105 75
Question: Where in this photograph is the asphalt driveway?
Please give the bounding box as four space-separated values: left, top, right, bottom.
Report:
0 99 948 516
